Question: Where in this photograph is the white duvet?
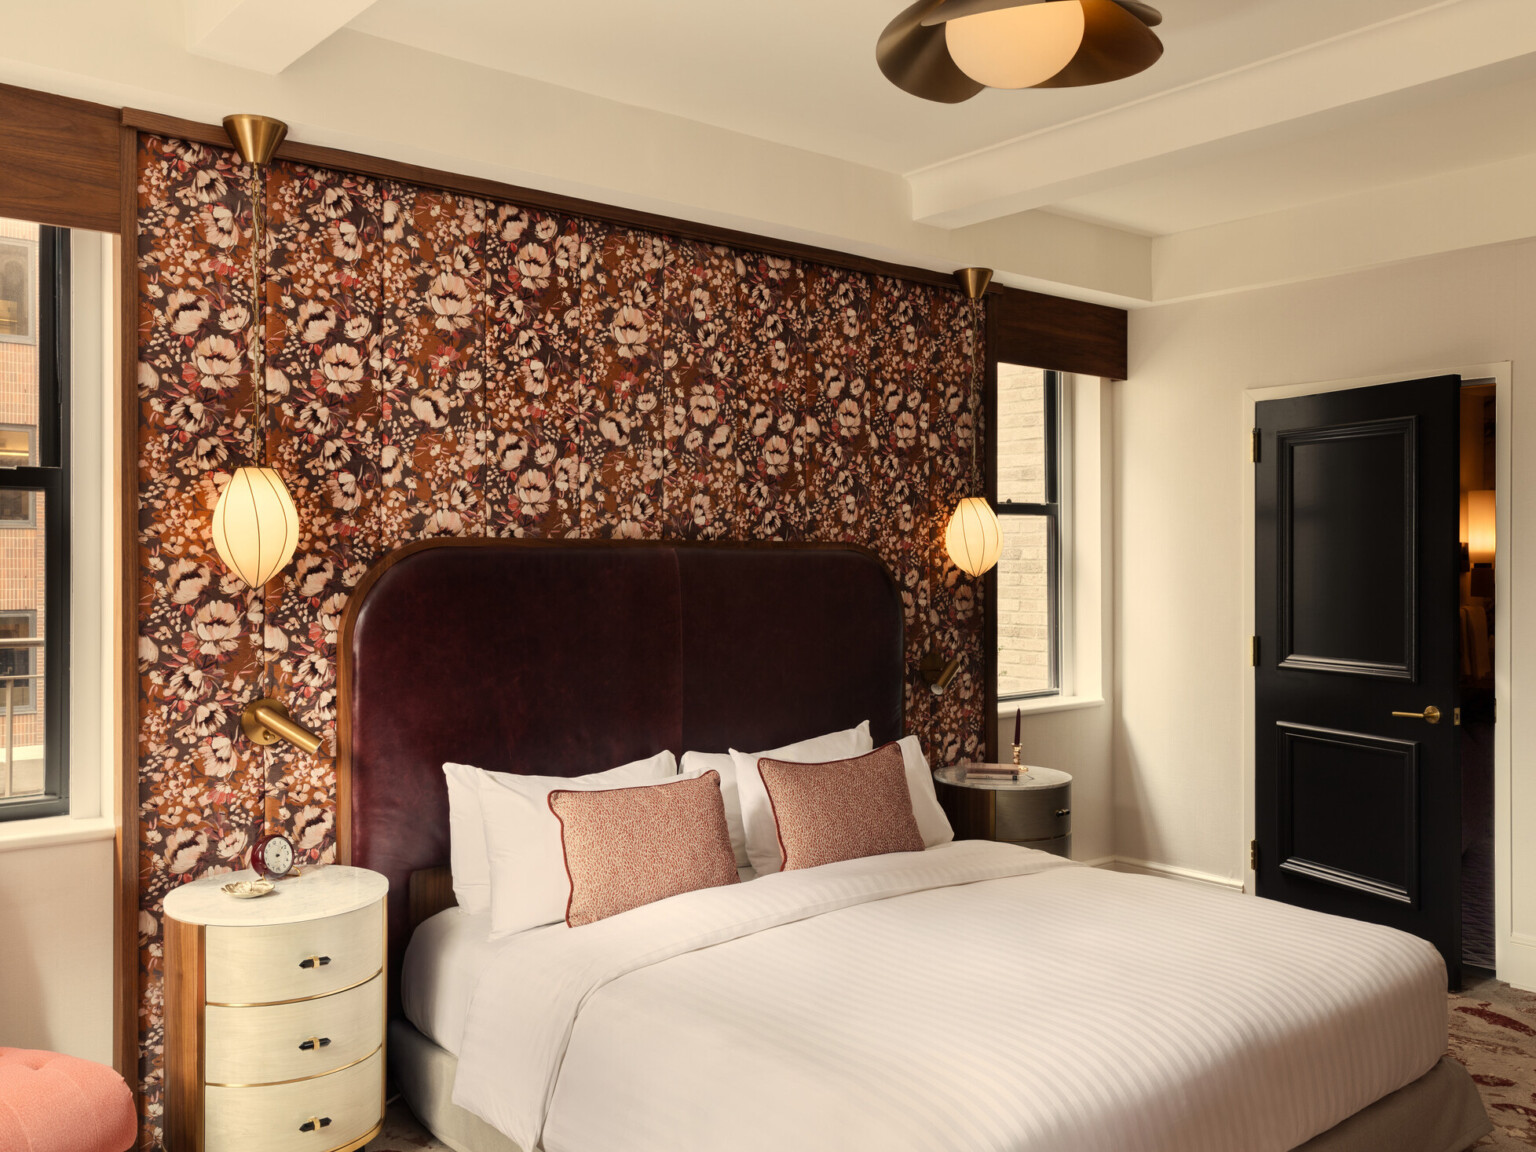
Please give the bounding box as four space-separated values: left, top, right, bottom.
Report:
452 841 1446 1152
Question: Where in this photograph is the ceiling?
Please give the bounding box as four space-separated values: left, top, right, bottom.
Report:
8 0 1532 304
339 0 1518 237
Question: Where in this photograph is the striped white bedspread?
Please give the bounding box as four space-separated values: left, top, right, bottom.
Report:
452 840 1446 1152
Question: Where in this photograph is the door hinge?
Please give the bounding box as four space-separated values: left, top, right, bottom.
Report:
1250 840 1258 871
1251 636 1260 667
1251 428 1261 463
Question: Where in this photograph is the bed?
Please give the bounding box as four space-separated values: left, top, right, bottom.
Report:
337 539 1491 1152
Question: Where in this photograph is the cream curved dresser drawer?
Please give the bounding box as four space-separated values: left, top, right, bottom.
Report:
164 865 389 1152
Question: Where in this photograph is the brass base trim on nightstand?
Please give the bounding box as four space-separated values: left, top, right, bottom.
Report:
325 1118 384 1152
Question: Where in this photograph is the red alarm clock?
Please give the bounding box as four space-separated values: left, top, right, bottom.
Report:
251 830 296 879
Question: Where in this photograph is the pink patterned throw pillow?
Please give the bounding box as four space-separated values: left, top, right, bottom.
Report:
758 742 924 871
549 770 739 927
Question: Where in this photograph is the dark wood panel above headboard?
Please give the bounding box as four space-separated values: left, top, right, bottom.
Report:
337 539 905 1002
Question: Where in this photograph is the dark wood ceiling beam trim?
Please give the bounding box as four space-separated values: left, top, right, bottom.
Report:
0 83 122 234
991 284 1128 380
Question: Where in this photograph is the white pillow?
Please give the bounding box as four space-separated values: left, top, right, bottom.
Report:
731 733 951 875
482 758 694 939
894 735 955 850
728 721 872 875
444 751 674 917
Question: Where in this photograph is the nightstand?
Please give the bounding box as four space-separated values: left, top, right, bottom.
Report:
934 764 1072 857
162 865 389 1152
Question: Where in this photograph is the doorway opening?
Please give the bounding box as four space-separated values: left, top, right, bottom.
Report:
1460 380 1496 974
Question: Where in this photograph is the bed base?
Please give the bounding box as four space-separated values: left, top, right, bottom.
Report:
389 1016 1489 1152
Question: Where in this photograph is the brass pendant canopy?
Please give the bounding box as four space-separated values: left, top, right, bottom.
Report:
955 267 994 300
222 113 288 167
878 0 1163 102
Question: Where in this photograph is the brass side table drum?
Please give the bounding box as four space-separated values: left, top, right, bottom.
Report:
934 763 1072 857
162 864 389 1152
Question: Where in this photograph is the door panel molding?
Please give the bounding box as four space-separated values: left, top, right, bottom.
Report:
1276 722 1418 907
1277 417 1418 681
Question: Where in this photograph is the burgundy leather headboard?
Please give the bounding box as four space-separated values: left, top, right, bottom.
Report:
337 539 904 1000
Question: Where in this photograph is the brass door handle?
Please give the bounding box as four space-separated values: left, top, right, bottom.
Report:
1392 706 1441 725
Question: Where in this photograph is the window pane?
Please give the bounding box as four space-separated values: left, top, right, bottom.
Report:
997 363 1047 505
0 501 43 804
997 512 1054 698
0 224 36 344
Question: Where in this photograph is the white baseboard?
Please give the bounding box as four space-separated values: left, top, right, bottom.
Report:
1085 854 1246 893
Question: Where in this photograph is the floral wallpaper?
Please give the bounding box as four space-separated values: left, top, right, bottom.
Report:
133 134 983 1145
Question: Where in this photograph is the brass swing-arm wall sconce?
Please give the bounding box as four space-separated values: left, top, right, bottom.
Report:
219 113 323 755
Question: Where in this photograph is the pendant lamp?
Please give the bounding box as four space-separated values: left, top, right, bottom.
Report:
213 114 298 588
944 267 1003 578
216 113 322 757
878 0 1163 104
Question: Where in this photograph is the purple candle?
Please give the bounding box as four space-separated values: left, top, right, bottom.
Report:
1013 707 1021 747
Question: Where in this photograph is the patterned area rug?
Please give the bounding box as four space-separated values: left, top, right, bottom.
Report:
366 978 1536 1151
1457 973 1536 1149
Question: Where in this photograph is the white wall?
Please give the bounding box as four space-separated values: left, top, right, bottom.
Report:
1116 236 1536 975
997 376 1115 865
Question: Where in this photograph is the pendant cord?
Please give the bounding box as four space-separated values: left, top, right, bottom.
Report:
249 158 273 834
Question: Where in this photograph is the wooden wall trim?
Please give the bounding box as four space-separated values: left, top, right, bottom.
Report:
992 284 1128 382
116 124 141 1106
0 83 121 234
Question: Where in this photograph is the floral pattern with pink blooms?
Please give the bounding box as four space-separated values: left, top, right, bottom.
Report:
132 134 984 1147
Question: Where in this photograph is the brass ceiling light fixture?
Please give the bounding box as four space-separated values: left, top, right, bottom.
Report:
216 113 322 758
878 0 1164 103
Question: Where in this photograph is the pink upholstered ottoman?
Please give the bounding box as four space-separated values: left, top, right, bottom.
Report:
0 1048 136 1152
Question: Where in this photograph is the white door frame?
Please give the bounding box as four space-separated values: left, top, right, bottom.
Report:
1238 362 1516 984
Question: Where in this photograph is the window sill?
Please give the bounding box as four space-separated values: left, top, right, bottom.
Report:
0 813 114 853
999 695 1105 719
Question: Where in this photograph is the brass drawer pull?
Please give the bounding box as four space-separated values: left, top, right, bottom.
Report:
1055 809 1071 817
299 955 332 969
299 1116 333 1133
298 1036 332 1051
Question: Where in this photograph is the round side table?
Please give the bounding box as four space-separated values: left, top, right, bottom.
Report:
933 763 1072 857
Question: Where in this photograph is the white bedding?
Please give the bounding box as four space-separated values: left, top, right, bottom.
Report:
401 906 502 1056
451 841 1446 1152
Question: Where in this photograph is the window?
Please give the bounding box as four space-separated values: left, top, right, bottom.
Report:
995 365 1061 699
0 218 68 821
0 427 37 525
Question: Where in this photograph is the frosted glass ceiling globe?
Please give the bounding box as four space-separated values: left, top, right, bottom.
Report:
945 1 1087 90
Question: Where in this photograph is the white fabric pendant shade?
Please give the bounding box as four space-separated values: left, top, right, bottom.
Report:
945 496 1003 577
945 1 1087 89
212 466 300 586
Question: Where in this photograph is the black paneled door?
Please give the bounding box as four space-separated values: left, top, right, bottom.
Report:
1255 376 1462 986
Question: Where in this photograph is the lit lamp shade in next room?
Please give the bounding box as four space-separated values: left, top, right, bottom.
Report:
1467 489 1496 566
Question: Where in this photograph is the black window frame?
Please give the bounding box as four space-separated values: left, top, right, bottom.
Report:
0 224 69 822
991 366 1062 705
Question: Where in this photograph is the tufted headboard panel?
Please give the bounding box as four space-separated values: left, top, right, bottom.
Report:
336 539 905 1002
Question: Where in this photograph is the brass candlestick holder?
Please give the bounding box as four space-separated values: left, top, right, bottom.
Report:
1011 743 1022 767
